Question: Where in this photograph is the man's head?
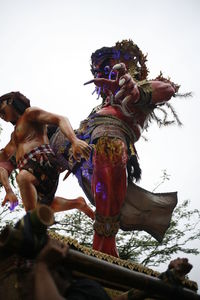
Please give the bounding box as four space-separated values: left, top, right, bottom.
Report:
0 92 30 124
91 39 149 81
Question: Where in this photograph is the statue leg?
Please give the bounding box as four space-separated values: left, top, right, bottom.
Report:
92 137 127 257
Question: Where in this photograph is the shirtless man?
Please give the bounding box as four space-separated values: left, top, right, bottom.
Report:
0 92 92 213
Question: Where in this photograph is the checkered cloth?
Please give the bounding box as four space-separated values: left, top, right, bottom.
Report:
17 144 54 170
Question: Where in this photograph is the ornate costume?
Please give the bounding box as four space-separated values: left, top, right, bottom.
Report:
76 78 176 255
50 39 179 256
4 40 178 257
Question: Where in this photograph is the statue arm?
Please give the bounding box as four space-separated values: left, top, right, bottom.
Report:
85 63 176 107
150 80 176 104
115 77 175 108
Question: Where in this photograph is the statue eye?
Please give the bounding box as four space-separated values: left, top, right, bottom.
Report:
104 65 111 75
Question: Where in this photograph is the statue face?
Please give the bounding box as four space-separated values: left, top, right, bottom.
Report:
93 58 119 80
0 101 17 123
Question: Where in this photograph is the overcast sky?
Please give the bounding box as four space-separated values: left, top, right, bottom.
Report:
0 0 199 288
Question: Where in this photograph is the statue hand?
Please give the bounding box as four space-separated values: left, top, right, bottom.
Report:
84 62 139 104
113 64 140 105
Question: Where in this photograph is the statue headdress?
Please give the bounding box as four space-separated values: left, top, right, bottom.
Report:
91 39 148 81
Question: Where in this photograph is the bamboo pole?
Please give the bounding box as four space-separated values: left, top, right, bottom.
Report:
66 249 200 300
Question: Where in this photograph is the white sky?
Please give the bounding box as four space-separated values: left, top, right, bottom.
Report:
0 0 200 288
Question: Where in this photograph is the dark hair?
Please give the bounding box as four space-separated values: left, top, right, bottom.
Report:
0 91 30 114
91 46 117 77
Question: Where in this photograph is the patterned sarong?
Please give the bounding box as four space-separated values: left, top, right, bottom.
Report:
17 144 59 205
17 144 54 170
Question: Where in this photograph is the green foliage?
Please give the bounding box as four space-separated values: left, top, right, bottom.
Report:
51 211 94 248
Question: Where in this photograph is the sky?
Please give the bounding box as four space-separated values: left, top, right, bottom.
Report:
0 0 200 289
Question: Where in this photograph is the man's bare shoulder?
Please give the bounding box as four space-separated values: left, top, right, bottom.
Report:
22 106 60 125
23 107 45 120
24 106 43 114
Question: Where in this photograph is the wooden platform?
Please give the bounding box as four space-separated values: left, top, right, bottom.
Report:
0 231 198 300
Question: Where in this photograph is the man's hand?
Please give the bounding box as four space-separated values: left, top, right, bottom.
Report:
71 138 92 161
2 190 18 211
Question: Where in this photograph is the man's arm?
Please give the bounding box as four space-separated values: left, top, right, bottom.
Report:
26 107 91 160
0 161 18 209
0 161 15 176
0 135 16 162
